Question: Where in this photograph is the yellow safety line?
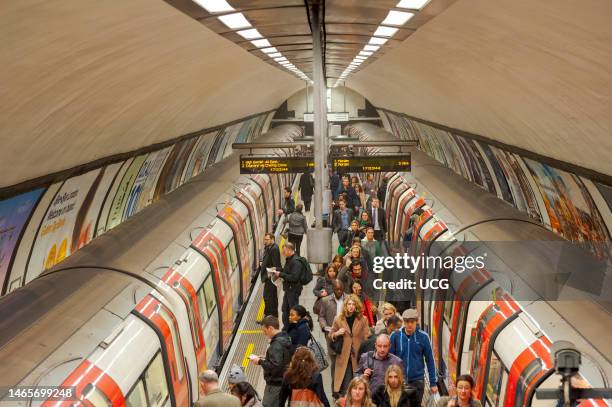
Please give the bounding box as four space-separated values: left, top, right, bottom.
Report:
238 329 264 334
256 299 265 321
241 343 254 368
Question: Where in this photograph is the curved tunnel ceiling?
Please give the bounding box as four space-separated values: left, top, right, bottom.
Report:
0 0 302 188
348 0 612 176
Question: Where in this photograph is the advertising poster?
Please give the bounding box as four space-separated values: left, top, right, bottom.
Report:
206 130 226 169
182 132 216 183
222 123 242 159
72 162 124 252
0 189 44 293
123 148 172 219
524 159 610 258
477 142 514 204
155 138 198 197
26 169 103 281
106 155 148 230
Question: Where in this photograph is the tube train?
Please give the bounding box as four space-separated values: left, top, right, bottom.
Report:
349 123 610 407
0 125 302 406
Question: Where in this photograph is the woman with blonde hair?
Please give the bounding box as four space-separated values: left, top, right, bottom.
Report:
279 346 330 406
334 376 376 407
374 303 400 335
372 365 415 407
330 294 370 398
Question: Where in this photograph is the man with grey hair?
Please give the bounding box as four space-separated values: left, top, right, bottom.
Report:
195 370 241 407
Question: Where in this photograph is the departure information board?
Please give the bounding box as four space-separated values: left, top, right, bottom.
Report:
332 154 411 172
240 156 314 174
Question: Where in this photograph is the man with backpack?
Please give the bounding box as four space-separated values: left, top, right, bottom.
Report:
271 241 312 328
390 308 438 405
356 334 403 394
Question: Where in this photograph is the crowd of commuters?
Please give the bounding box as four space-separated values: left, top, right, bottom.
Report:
196 172 477 407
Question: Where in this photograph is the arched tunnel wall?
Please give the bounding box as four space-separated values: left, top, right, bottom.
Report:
370 109 612 257
0 111 279 295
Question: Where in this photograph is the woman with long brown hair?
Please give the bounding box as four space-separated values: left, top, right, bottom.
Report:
372 365 415 407
279 346 330 406
330 294 370 398
334 376 375 407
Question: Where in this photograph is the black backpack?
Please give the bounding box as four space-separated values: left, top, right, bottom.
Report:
295 256 313 285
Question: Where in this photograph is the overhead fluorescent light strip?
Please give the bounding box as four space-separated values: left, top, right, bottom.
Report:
373 26 399 37
236 28 262 40
369 37 388 45
268 52 282 58
359 50 373 56
382 10 414 26
251 39 272 48
363 45 380 52
194 0 235 13
396 0 430 9
261 47 278 54
218 12 251 30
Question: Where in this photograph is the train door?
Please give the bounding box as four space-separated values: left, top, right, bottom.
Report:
135 296 190 407
398 190 417 236
236 189 260 261
269 174 280 224
390 184 409 240
218 201 252 300
192 224 233 361
252 175 273 232
470 299 521 404
246 181 267 238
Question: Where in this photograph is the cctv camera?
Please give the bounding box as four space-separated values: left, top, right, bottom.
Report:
551 341 581 376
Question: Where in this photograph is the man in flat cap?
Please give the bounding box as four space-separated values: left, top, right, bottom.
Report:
389 308 438 406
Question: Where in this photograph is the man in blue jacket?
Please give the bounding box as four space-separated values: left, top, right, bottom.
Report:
390 308 438 405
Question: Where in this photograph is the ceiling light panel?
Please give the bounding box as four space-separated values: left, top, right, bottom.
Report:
217 12 251 30
397 0 430 9
251 39 272 48
382 10 414 26
359 51 373 56
268 52 282 58
194 0 234 13
363 45 380 52
373 26 399 37
236 28 262 40
369 37 388 45
261 47 278 54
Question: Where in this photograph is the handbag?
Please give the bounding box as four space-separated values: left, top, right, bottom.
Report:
330 333 344 355
308 333 329 371
290 388 324 407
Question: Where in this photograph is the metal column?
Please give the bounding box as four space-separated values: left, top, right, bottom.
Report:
307 1 332 263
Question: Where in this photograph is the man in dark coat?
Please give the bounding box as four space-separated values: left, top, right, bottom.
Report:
332 199 354 249
368 197 387 241
278 186 295 216
298 171 315 212
378 176 389 206
252 316 293 407
271 242 306 328
336 176 360 211
259 233 282 319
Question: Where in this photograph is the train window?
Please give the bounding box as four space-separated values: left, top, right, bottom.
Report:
197 287 209 325
454 302 467 351
82 384 111 407
144 353 169 407
443 287 456 326
244 216 253 242
203 274 216 316
126 380 147 407
156 306 185 381
227 239 236 270
486 352 504 406
470 306 497 380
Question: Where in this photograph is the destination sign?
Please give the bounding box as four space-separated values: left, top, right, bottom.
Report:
240 156 315 174
332 154 411 172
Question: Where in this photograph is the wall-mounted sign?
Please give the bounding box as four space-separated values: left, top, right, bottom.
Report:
240 156 315 174
332 154 411 172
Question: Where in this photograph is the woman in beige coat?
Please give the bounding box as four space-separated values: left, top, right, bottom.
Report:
330 294 370 397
